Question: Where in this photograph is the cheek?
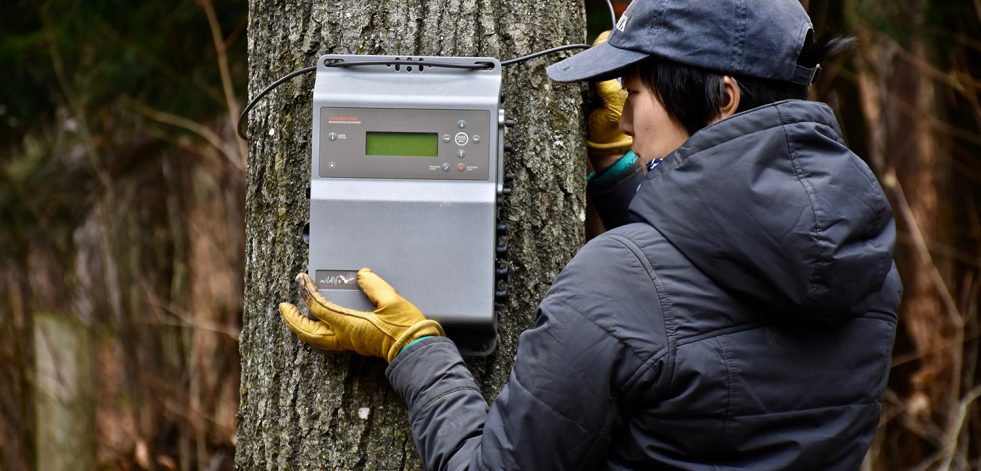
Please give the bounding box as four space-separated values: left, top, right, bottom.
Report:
635 102 690 157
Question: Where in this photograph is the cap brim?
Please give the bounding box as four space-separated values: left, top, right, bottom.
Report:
545 42 649 82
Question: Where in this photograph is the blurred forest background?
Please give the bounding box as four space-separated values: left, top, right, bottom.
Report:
0 0 978 469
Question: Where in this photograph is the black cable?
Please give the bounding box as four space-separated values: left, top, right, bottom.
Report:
238 45 593 140
604 0 617 30
500 44 590 66
238 59 494 139
237 65 316 140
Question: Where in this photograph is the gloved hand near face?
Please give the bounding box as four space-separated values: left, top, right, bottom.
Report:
278 268 444 362
586 31 633 170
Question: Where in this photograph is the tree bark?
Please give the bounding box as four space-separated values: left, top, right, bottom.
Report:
237 1 587 469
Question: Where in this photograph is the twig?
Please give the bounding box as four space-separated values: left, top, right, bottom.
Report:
891 326 981 367
140 319 239 342
879 33 976 102
883 390 947 446
937 385 981 470
882 170 965 330
136 279 240 341
197 0 248 166
123 98 244 172
896 234 981 270
840 68 981 148
41 12 113 193
91 16 225 106
886 168 968 429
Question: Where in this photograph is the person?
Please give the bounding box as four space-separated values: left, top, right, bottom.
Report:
277 0 902 469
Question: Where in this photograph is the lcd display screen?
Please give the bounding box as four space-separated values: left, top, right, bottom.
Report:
365 132 438 157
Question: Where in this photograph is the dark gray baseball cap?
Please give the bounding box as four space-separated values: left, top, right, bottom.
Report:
546 0 819 85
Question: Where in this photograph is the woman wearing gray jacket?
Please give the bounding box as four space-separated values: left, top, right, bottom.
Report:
279 0 901 468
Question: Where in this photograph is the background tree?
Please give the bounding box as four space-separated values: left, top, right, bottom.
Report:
0 0 246 469
236 0 588 468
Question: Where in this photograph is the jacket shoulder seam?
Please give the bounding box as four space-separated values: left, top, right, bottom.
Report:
601 232 677 391
675 322 767 347
774 105 829 303
549 297 665 367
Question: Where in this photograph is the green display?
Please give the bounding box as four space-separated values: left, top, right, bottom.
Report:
365 132 438 157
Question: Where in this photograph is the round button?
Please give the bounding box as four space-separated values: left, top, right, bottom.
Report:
457 163 466 172
328 132 338 141
472 135 481 144
454 132 469 146
458 120 467 129
442 134 451 143
457 149 466 158
441 163 450 172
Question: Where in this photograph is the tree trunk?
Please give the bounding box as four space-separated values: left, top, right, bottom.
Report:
33 312 96 471
237 2 587 469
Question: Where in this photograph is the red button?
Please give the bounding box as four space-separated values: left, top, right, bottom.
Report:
457 163 466 172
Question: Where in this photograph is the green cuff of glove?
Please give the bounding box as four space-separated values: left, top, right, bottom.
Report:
587 150 637 184
399 336 433 355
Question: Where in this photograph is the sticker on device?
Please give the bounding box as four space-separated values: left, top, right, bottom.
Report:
316 270 360 290
327 116 362 124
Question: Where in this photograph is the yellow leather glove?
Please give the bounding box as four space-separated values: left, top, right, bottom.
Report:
278 269 444 362
587 31 633 166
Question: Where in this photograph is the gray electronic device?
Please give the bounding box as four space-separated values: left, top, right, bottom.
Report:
308 55 506 355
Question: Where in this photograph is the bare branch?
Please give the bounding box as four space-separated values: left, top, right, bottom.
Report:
891 326 981 367
881 169 966 330
41 12 113 193
136 280 240 342
197 0 249 166
937 385 981 471
123 98 244 172
883 390 946 447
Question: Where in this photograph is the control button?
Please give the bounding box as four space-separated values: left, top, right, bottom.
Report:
442 134 451 143
454 132 469 146
472 135 481 144
457 149 466 158
441 163 450 172
328 132 338 141
457 163 466 172
458 120 467 129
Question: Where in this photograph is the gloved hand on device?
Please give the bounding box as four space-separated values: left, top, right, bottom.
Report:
278 268 444 362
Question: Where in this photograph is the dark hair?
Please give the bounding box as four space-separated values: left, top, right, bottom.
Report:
637 34 856 136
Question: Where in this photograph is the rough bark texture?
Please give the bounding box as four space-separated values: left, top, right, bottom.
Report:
238 1 587 469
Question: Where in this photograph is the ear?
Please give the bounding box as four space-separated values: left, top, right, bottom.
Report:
718 76 741 120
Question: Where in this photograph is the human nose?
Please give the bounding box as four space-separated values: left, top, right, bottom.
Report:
619 105 633 137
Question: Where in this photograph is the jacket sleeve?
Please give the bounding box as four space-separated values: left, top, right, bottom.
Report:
586 160 645 230
385 301 628 471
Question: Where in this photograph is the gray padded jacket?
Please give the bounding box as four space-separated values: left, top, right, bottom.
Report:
386 100 901 470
